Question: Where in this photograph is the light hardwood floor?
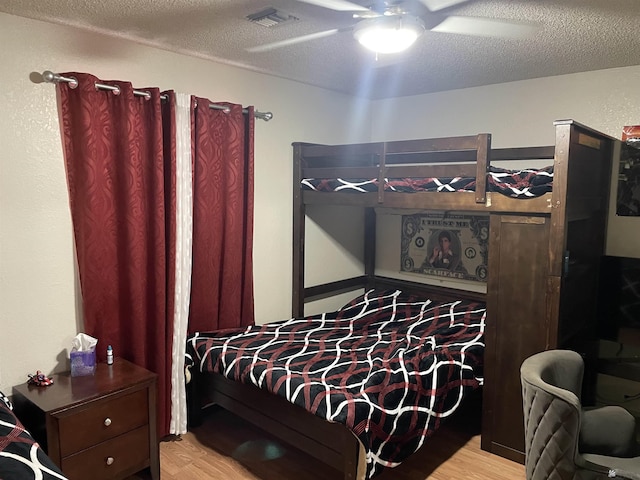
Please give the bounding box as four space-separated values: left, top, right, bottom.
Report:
133 398 525 480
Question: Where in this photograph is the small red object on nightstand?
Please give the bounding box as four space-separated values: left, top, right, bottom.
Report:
27 371 54 387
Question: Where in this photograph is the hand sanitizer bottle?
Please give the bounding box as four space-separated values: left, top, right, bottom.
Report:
107 345 114 365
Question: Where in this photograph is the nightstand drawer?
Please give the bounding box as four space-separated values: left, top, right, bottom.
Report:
61 424 150 480
58 388 148 456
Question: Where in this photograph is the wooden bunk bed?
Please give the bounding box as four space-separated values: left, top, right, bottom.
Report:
187 120 618 479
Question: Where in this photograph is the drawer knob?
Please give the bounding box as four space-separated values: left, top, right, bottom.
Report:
106 457 114 466
104 417 112 427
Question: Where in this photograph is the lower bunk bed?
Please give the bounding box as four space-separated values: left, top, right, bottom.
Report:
186 287 486 479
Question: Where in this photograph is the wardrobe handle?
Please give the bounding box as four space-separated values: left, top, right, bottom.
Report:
104 417 112 427
106 456 114 466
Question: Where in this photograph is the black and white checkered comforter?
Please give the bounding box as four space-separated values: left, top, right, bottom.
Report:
186 289 485 478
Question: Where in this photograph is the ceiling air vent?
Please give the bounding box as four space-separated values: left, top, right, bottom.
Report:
246 7 298 28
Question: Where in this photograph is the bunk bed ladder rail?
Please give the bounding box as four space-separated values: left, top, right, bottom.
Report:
377 142 387 204
475 133 491 204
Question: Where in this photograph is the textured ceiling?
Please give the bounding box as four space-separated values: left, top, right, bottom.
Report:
1 0 639 99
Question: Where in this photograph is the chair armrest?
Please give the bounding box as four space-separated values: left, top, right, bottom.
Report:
581 453 640 480
580 406 639 457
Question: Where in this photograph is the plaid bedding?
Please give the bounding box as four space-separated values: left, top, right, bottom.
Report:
186 289 485 478
301 165 553 198
0 391 67 480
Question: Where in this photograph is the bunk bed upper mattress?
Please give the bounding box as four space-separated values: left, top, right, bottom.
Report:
186 289 485 478
302 165 553 198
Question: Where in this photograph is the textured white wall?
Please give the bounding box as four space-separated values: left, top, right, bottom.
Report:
0 12 371 392
371 68 640 266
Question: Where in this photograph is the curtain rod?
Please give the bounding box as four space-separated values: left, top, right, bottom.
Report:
41 70 273 121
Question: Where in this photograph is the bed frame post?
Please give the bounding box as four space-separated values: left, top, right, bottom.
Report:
548 123 570 280
186 370 204 428
475 133 491 203
342 433 361 480
292 142 306 318
364 207 376 288
377 142 387 204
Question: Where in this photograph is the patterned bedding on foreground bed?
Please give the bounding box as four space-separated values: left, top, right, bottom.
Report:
186 289 486 478
302 165 553 198
0 391 67 480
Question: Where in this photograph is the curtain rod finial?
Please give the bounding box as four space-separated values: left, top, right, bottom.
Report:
42 70 55 83
262 112 273 121
41 71 79 88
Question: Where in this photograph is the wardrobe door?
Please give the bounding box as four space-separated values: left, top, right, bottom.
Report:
481 214 551 463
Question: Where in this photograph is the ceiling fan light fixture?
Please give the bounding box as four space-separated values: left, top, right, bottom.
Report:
353 16 425 54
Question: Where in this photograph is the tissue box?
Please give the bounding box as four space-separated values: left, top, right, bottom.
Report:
70 349 96 377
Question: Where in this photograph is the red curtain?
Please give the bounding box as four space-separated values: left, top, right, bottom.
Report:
57 77 256 437
188 99 255 333
58 73 175 438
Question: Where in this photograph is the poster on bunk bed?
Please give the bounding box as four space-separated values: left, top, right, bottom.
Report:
400 212 489 283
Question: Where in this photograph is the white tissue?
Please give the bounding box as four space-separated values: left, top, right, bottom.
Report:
71 333 97 352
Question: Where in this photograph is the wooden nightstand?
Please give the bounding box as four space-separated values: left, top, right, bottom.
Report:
12 358 159 480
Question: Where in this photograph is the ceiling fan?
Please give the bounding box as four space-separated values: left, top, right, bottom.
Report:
247 0 537 55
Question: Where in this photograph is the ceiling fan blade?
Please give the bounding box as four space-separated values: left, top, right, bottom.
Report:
246 29 341 53
431 16 538 39
295 0 370 12
418 0 470 12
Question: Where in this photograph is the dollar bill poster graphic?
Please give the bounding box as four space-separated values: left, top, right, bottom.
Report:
401 213 489 282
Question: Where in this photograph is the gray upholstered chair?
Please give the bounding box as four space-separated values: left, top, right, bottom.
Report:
520 349 640 480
